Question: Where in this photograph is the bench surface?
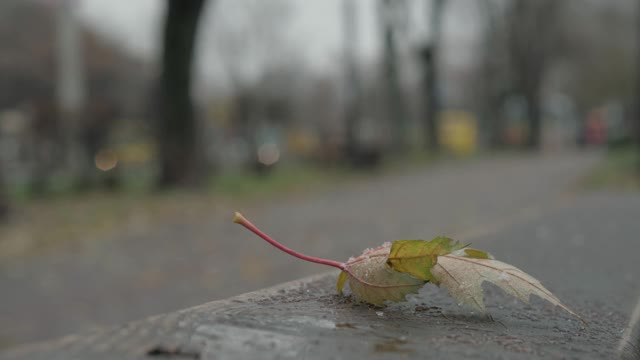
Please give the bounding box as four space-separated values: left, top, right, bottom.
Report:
1 271 623 360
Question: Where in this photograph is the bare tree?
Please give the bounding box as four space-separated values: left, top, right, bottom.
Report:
207 0 296 171
476 0 510 148
505 0 564 149
379 0 409 153
157 0 208 187
560 2 637 112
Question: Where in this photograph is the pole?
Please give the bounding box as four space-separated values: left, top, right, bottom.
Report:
342 0 362 157
55 0 87 181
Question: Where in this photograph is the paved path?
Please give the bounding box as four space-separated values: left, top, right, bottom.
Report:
0 152 601 348
3 191 639 359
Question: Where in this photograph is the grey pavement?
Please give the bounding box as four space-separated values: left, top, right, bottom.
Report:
3 190 639 359
0 152 608 351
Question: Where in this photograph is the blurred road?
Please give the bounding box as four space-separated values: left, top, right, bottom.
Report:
0 152 604 348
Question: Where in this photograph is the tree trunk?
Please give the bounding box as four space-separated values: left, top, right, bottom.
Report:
422 0 445 153
157 0 207 188
421 46 439 153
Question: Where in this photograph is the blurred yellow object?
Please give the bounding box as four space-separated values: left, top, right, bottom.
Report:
288 130 317 156
438 110 477 155
115 142 154 165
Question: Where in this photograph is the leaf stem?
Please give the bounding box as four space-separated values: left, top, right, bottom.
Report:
233 212 345 270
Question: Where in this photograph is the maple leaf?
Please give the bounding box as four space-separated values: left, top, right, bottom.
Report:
337 243 425 306
430 252 584 321
233 212 583 322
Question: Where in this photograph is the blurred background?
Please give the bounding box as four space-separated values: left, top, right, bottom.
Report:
0 0 639 350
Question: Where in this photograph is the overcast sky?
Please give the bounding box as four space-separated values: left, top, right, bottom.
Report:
79 1 380 68
77 0 479 89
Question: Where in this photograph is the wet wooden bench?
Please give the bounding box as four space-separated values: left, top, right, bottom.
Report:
2 268 621 360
